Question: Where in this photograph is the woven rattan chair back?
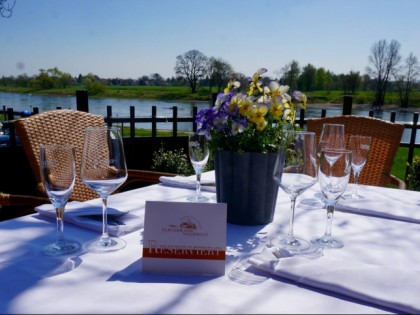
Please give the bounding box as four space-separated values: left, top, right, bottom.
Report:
15 109 106 201
306 115 405 188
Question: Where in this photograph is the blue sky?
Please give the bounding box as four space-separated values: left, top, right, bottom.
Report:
1 0 420 80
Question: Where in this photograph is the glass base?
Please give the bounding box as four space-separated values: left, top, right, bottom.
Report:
342 193 365 200
186 194 209 202
270 235 310 254
42 240 81 257
84 236 127 254
311 235 344 249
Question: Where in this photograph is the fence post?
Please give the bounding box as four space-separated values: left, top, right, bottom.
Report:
299 109 305 128
342 95 353 115
173 106 178 137
130 106 135 140
6 108 16 146
106 106 112 128
390 112 396 123
76 90 89 112
406 112 419 181
193 106 198 132
152 106 157 137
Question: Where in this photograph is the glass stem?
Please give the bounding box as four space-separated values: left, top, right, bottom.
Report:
100 197 110 242
288 197 297 240
352 171 360 197
195 173 202 196
55 206 65 247
324 204 335 237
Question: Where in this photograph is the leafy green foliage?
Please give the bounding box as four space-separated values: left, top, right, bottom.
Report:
151 143 214 176
407 155 420 191
151 143 194 176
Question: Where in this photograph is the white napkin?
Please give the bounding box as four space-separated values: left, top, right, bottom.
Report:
35 198 143 236
248 247 420 314
159 171 216 193
335 185 420 224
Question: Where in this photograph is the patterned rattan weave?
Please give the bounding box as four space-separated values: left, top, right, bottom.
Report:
307 115 406 189
15 109 106 201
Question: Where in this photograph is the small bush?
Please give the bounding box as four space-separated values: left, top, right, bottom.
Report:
151 143 194 176
407 155 420 191
151 142 215 176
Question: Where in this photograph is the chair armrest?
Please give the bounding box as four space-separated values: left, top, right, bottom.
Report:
389 175 407 189
119 169 178 191
0 192 50 207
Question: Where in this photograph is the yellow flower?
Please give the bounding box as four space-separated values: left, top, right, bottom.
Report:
249 103 269 125
268 81 289 98
238 96 253 117
224 80 241 94
255 119 268 131
283 102 296 122
248 68 267 96
269 96 284 120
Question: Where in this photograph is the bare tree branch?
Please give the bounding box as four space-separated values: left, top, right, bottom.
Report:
1 0 16 18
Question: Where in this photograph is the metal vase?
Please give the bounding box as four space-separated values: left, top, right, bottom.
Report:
214 151 279 225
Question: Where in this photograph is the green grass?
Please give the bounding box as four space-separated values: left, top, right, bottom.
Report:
115 125 189 137
392 147 420 181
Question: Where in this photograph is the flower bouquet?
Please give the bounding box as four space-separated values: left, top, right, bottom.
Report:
195 68 307 153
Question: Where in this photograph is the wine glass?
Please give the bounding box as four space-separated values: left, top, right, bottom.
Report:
187 132 210 202
314 123 345 200
317 123 346 163
270 131 318 253
81 126 128 253
343 135 372 199
311 148 352 249
40 144 80 256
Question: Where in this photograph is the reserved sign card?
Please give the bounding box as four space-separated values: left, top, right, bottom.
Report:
142 200 227 275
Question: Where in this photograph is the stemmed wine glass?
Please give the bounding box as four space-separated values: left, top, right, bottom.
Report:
40 144 80 256
343 135 372 199
81 126 128 253
311 148 352 249
317 123 346 163
270 131 318 253
187 132 210 202
314 123 345 200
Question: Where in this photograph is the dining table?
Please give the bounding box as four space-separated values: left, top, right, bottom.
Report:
1 171 420 314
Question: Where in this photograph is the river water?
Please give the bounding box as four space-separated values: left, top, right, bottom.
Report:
0 92 418 143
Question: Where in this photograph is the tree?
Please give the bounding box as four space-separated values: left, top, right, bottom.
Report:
150 73 165 86
366 39 401 107
315 67 329 90
174 50 208 93
393 53 420 108
298 64 317 91
276 60 300 91
340 71 361 94
208 57 234 92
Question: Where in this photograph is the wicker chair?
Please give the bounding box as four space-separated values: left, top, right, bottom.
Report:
0 109 176 214
306 115 406 189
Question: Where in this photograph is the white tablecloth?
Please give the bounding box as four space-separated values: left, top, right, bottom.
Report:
1 173 420 314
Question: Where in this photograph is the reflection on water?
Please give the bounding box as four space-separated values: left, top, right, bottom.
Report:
1 92 418 143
